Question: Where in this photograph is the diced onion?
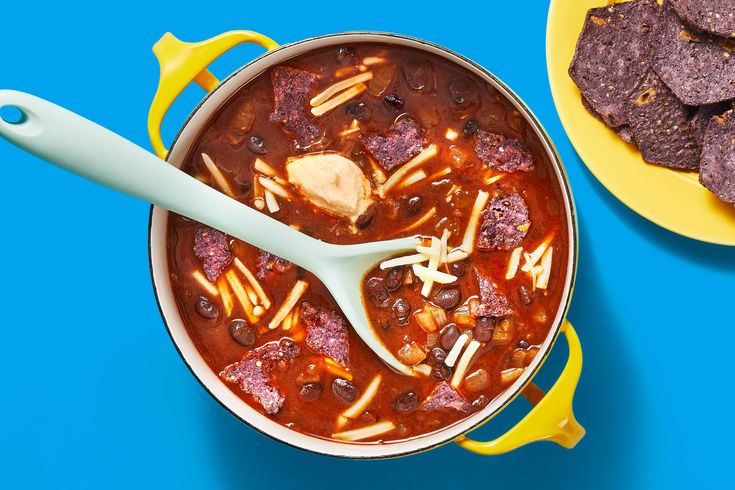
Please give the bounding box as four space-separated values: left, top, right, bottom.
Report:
332 421 395 441
445 128 459 141
451 339 481 388
445 333 469 367
506 247 523 280
500 367 525 384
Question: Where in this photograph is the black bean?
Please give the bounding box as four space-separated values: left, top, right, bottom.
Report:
346 102 371 121
393 391 419 413
431 363 452 381
449 76 479 108
518 339 530 349
439 323 461 350
365 277 390 307
383 93 405 112
429 347 447 365
246 135 267 155
462 118 480 138
335 46 359 66
384 266 405 291
195 296 219 320
474 316 495 342
403 58 431 91
403 196 423 216
391 298 412 326
239 180 252 195
332 378 360 404
449 261 466 277
518 285 534 306
299 382 323 401
229 320 256 346
355 206 376 230
433 286 462 310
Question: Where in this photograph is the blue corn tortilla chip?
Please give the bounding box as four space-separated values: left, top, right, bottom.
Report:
193 225 232 281
670 0 735 39
569 0 660 128
652 1 735 105
271 66 322 145
477 190 531 251
699 110 735 204
626 69 701 169
362 118 425 171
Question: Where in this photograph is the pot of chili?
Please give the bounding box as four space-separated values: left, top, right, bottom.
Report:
147 31 584 458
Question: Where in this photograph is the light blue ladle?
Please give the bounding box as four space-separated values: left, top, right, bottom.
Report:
0 90 418 376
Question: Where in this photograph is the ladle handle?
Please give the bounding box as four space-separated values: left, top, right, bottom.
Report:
0 90 330 270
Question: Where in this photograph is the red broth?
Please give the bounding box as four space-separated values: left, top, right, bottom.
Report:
167 43 569 443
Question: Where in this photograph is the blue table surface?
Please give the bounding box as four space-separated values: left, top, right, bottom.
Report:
1 1 733 488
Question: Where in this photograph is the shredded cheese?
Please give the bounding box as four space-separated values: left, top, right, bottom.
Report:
521 237 553 272
536 246 553 290
191 270 219 297
253 197 265 210
450 339 481 388
324 357 353 381
332 421 395 441
440 229 449 265
506 247 523 280
216 277 233 316
233 257 271 309
444 333 469 367
461 190 490 254
264 189 280 213
445 184 460 203
268 280 309 330
445 128 459 141
484 173 505 185
225 270 258 323
400 206 436 232
428 167 452 182
310 72 373 107
201 153 235 197
413 364 433 376
337 374 382 427
362 56 385 66
413 264 457 287
253 305 265 317
398 169 427 189
419 237 441 297
339 119 361 137
379 144 439 197
254 158 277 176
380 253 428 269
258 176 290 199
311 83 367 117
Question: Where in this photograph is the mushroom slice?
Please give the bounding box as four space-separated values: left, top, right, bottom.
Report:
286 152 373 223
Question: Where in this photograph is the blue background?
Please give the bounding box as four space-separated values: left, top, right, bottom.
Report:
1 1 732 488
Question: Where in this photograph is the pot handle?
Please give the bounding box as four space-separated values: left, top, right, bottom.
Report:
148 31 279 159
455 320 585 454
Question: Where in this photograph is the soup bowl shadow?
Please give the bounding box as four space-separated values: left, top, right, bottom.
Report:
574 153 735 273
199 216 647 489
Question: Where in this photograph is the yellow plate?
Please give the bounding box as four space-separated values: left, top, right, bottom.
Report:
547 0 735 246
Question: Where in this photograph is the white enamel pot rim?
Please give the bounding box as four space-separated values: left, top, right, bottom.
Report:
148 32 578 459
